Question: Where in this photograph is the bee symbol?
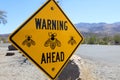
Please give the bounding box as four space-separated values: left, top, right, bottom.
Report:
68 36 76 45
22 35 36 47
44 32 61 50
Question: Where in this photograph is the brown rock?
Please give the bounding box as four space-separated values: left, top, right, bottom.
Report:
8 45 17 51
57 55 81 80
6 52 15 56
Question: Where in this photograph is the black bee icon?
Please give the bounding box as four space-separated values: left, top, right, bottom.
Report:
44 32 61 50
68 36 76 45
22 35 36 47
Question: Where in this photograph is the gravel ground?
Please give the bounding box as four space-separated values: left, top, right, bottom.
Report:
0 45 120 80
0 46 82 80
0 47 49 80
80 55 120 80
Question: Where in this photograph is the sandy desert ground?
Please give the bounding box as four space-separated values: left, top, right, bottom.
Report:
0 45 49 80
0 43 120 80
76 45 120 80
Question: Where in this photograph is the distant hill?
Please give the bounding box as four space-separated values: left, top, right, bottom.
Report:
0 34 9 43
1 22 120 39
75 22 120 35
0 34 9 38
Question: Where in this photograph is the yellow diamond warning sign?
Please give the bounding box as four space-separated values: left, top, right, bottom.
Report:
9 0 83 79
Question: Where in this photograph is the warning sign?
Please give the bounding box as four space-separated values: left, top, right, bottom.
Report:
9 0 83 79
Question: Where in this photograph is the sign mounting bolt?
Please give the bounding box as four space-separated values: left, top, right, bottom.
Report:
52 67 55 71
51 7 54 10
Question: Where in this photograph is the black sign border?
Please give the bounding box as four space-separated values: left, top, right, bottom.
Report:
9 0 83 79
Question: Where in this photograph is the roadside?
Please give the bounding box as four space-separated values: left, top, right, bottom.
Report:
0 44 120 80
80 55 120 80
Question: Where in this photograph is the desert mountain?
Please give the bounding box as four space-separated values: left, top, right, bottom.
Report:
75 22 120 35
1 22 120 38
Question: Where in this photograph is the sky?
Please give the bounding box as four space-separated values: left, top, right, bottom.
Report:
0 0 120 34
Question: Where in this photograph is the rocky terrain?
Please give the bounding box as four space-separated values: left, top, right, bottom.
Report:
0 44 83 80
0 44 120 80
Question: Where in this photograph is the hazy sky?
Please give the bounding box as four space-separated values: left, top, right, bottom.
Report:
0 0 120 34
